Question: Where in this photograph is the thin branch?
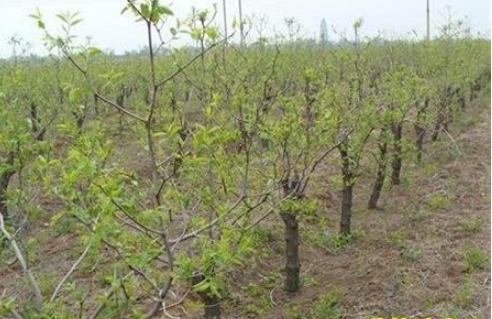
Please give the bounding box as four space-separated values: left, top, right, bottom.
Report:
12 309 25 319
0 213 42 311
65 56 146 122
50 242 92 302
94 93 147 122
87 272 133 319
155 34 234 88
96 184 163 236
169 194 244 244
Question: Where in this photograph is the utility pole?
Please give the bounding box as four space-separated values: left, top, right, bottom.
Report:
426 0 431 41
320 18 328 46
238 0 245 47
223 0 228 41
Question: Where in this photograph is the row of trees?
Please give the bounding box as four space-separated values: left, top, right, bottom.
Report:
0 1 490 318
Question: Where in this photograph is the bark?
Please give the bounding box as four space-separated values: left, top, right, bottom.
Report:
280 175 303 293
172 127 188 179
75 113 85 130
30 102 39 136
432 87 453 141
191 272 221 319
414 123 425 163
431 113 442 141
338 143 353 236
458 92 467 110
340 184 353 235
470 83 476 101
390 122 403 185
414 99 428 163
0 155 15 220
116 89 126 130
94 93 100 116
368 139 388 209
30 102 46 141
280 212 300 293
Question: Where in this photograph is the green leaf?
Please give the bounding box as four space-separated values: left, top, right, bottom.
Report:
140 4 150 18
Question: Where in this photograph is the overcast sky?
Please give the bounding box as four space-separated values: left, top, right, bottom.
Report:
0 0 490 57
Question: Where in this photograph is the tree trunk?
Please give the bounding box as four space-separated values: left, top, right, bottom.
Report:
391 122 403 185
414 99 428 163
433 87 453 141
432 113 442 141
280 212 300 293
458 93 466 111
414 124 425 163
191 272 221 319
340 183 353 236
0 156 15 219
30 102 39 136
338 142 353 236
94 93 100 116
30 102 46 141
202 294 220 319
368 139 388 210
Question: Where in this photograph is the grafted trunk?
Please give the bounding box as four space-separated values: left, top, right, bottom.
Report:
30 102 46 141
431 112 443 141
172 127 188 179
414 124 425 162
94 93 100 116
433 87 453 141
390 123 403 185
191 272 221 319
338 142 353 236
280 212 300 293
0 156 15 220
75 112 85 130
458 93 466 110
339 183 353 235
30 102 39 136
414 99 428 163
470 83 476 101
368 139 388 210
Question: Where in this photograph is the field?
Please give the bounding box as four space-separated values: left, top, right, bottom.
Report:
0 2 490 319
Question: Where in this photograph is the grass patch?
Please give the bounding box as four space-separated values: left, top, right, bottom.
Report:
400 244 423 263
387 228 407 248
426 193 451 211
304 230 352 255
458 218 484 234
461 245 489 272
454 280 475 309
289 287 342 319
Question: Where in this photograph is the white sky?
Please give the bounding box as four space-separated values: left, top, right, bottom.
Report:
0 0 490 57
